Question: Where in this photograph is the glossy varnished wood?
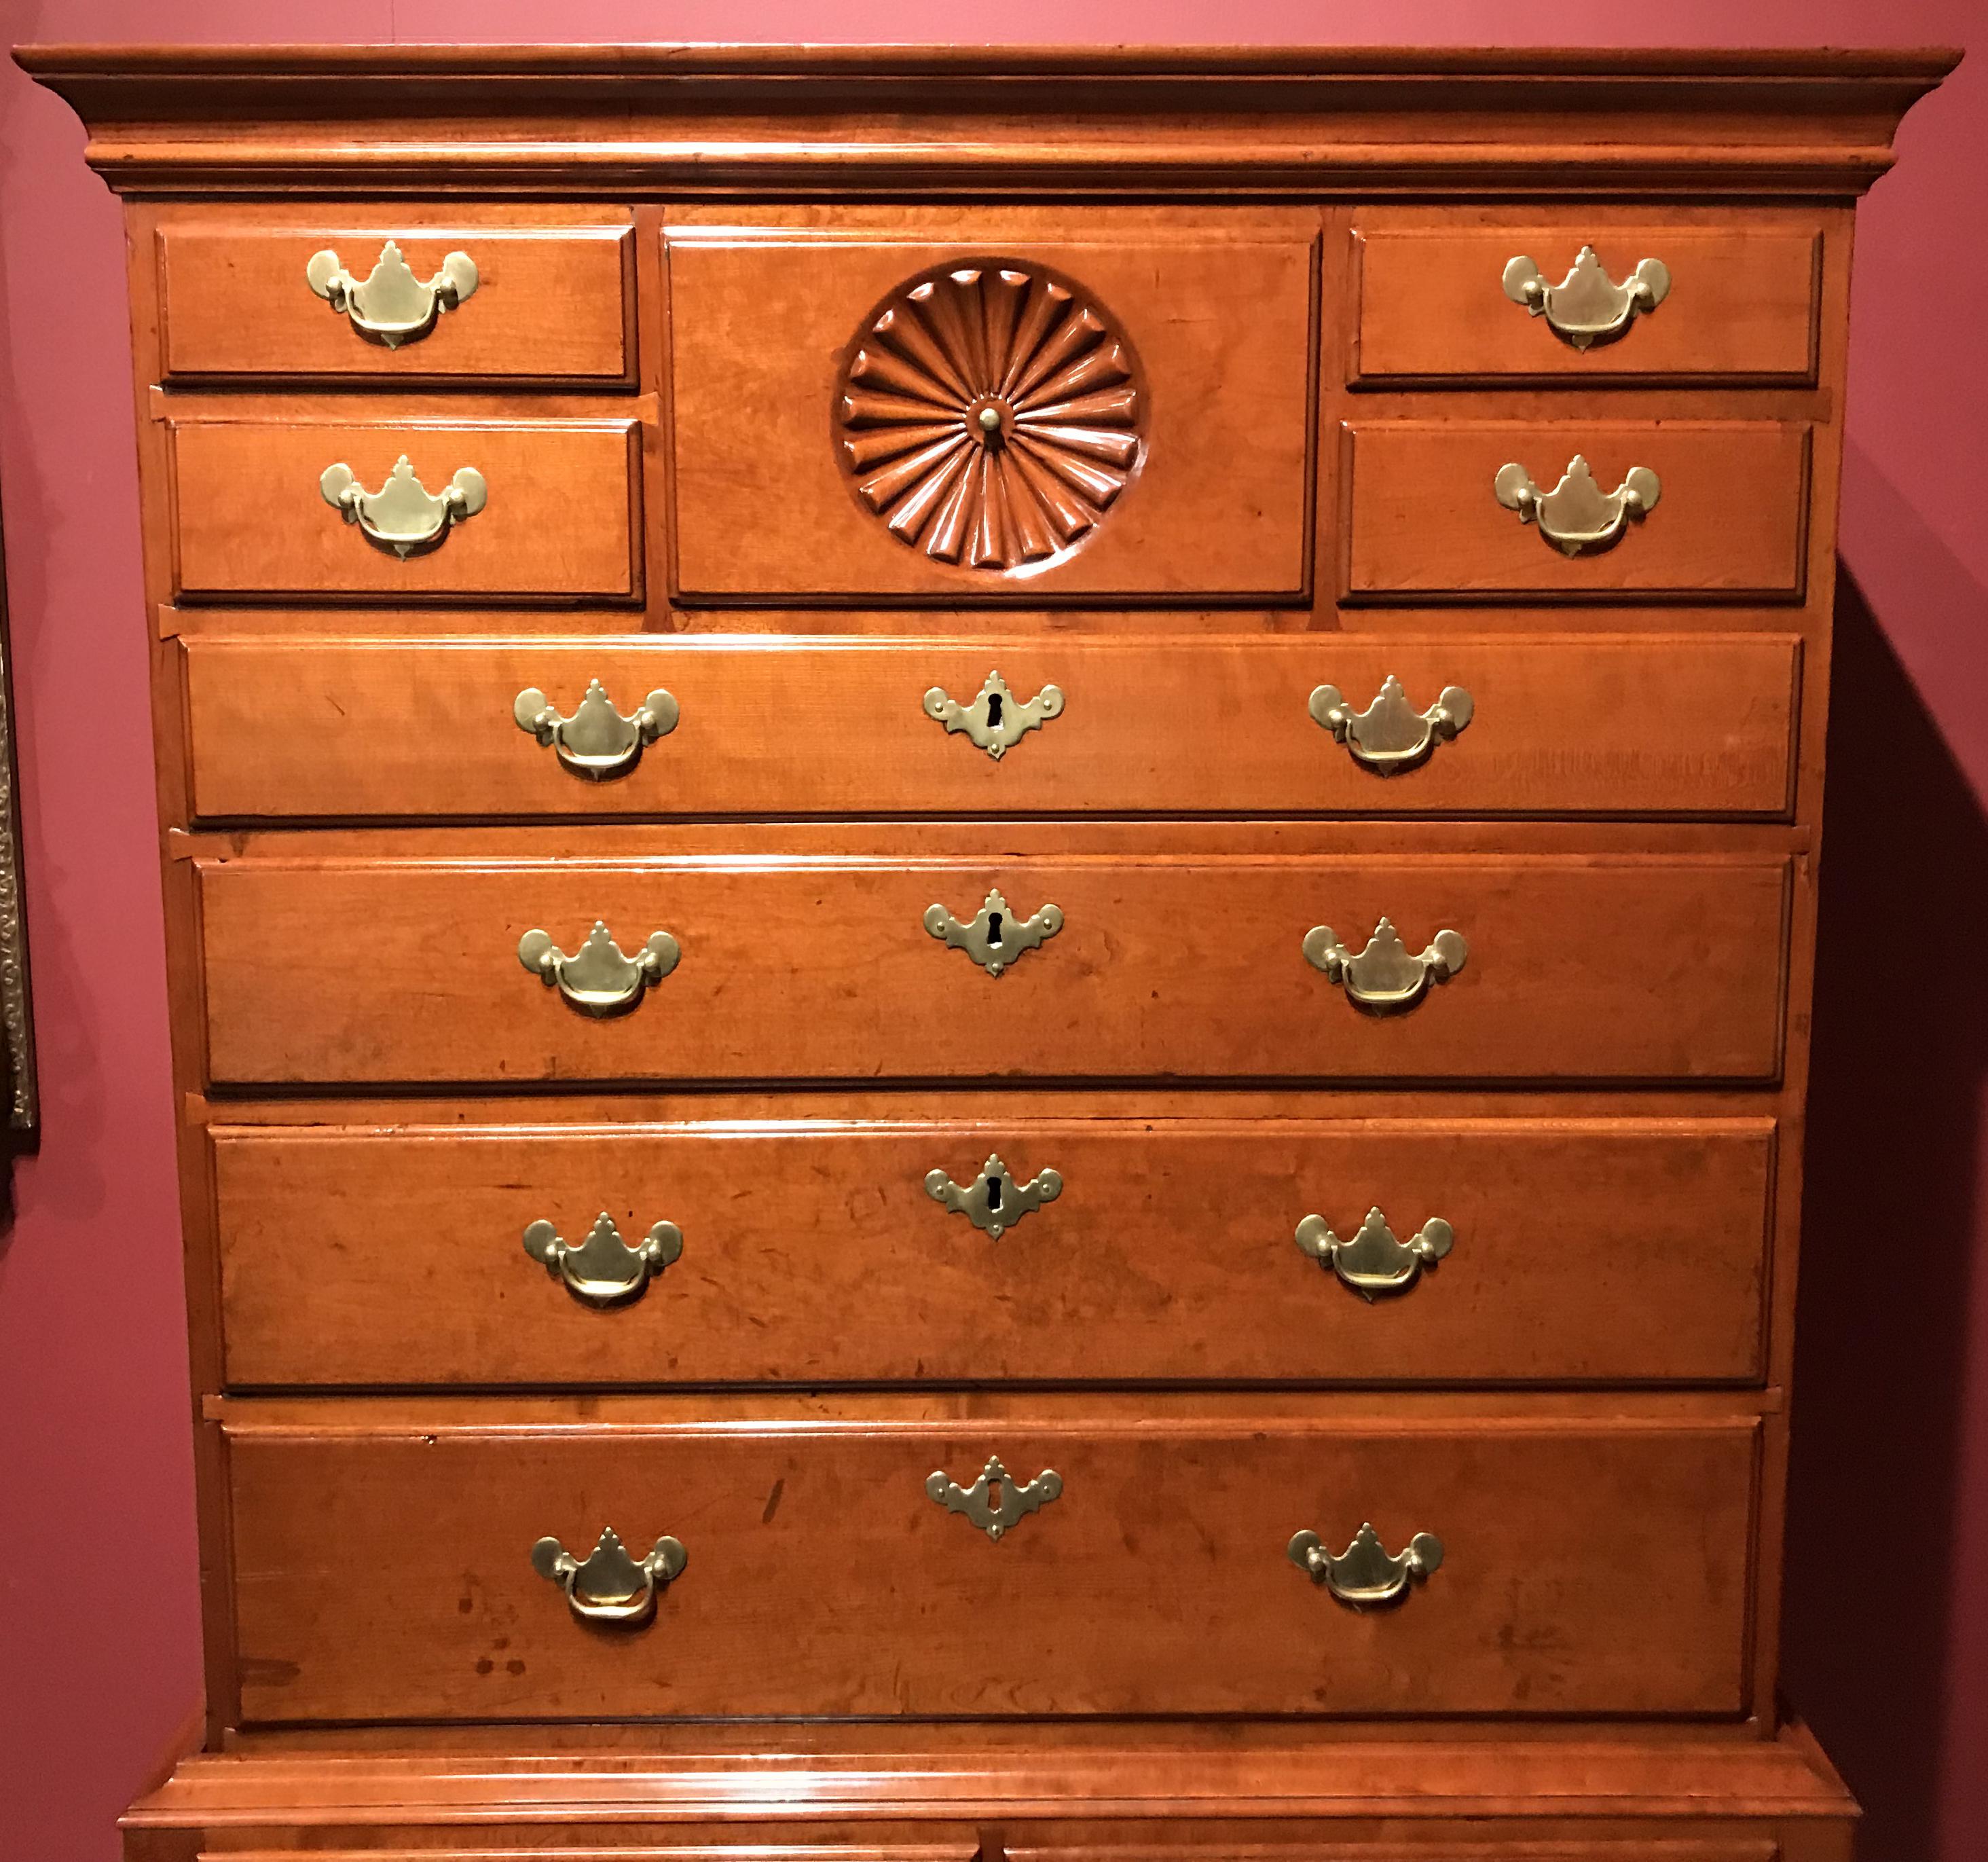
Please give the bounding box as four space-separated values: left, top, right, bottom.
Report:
22 37 1947 1861
1342 421 1809 602
167 416 644 600
1351 217 1820 384
222 1395 1759 1721
665 215 1317 603
153 206 637 384
177 632 1802 822
211 1114 1774 1387
191 845 1792 1087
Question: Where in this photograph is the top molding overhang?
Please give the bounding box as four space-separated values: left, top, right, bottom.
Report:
16 42 1962 200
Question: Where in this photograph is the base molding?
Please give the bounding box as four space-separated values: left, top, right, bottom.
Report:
124 1724 1856 1859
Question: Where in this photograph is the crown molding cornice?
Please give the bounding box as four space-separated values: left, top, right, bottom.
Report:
15 42 1962 198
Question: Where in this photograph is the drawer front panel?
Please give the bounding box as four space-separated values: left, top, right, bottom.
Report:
225 1411 1757 1720
213 1117 1774 1387
181 634 1801 822
157 219 636 383
168 419 642 600
1344 423 1809 602
665 225 1316 602
195 854 1791 1087
1352 223 1820 383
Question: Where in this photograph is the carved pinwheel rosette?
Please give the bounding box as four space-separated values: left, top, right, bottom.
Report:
834 261 1146 573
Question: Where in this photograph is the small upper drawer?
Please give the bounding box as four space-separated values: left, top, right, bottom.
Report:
664 217 1317 603
166 418 643 602
1352 220 1820 384
155 213 636 384
1343 421 1809 604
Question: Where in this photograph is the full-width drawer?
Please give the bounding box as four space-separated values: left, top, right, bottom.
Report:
223 1400 1758 1721
154 211 637 384
1343 422 1809 602
179 634 1802 822
192 848 1792 1087
664 219 1317 602
166 418 643 601
212 1116 1774 1387
1352 218 1820 384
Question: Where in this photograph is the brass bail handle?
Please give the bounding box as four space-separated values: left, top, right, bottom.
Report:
1288 1523 1444 1609
1302 917 1467 1015
515 680 680 782
523 1212 684 1307
530 1527 686 1628
517 921 682 1019
306 240 479 348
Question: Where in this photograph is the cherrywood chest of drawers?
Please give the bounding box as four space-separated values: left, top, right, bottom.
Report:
23 40 1955 1862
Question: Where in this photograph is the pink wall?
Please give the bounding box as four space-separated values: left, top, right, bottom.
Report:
0 4 1979 1859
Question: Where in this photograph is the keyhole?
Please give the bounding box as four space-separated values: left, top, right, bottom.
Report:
987 912 1004 947
985 691 1004 730
987 1173 1005 1213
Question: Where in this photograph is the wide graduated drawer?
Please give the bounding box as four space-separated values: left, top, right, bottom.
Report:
1343 422 1809 602
154 210 637 384
665 218 1317 602
223 1401 1759 1721
192 848 1792 1087
179 633 1802 822
167 418 643 600
212 1116 1774 1387
1352 218 1820 384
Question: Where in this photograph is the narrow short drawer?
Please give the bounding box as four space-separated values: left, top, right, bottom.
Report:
166 418 642 601
192 846 1792 1087
178 633 1802 822
155 211 636 384
212 1114 1775 1387
665 217 1317 602
1343 421 1809 602
1352 218 1820 384
223 1400 1759 1720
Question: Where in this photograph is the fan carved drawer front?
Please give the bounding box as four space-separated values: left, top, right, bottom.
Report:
177 633 1801 823
191 848 1792 1088
166 417 644 601
153 210 637 384
1342 421 1810 603
210 1114 1775 1389
1351 217 1821 384
663 218 1318 602
223 1403 1757 1723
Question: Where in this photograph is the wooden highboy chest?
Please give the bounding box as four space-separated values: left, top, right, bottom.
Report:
22 40 1955 1862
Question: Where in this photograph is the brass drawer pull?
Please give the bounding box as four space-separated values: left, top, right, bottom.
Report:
1295 1206 1454 1299
926 1152 1063 1240
515 680 680 782
523 1211 684 1307
1309 676 1473 775
1289 1522 1444 1609
925 886 1063 977
320 454 486 559
1303 917 1467 1015
517 921 680 1019
1501 246 1670 350
1494 454 1659 557
306 240 479 348
927 1455 1063 1542
530 1527 686 1628
925 669 1065 761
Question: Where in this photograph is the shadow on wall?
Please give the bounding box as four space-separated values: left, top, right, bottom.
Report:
1786 557 1987 1862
